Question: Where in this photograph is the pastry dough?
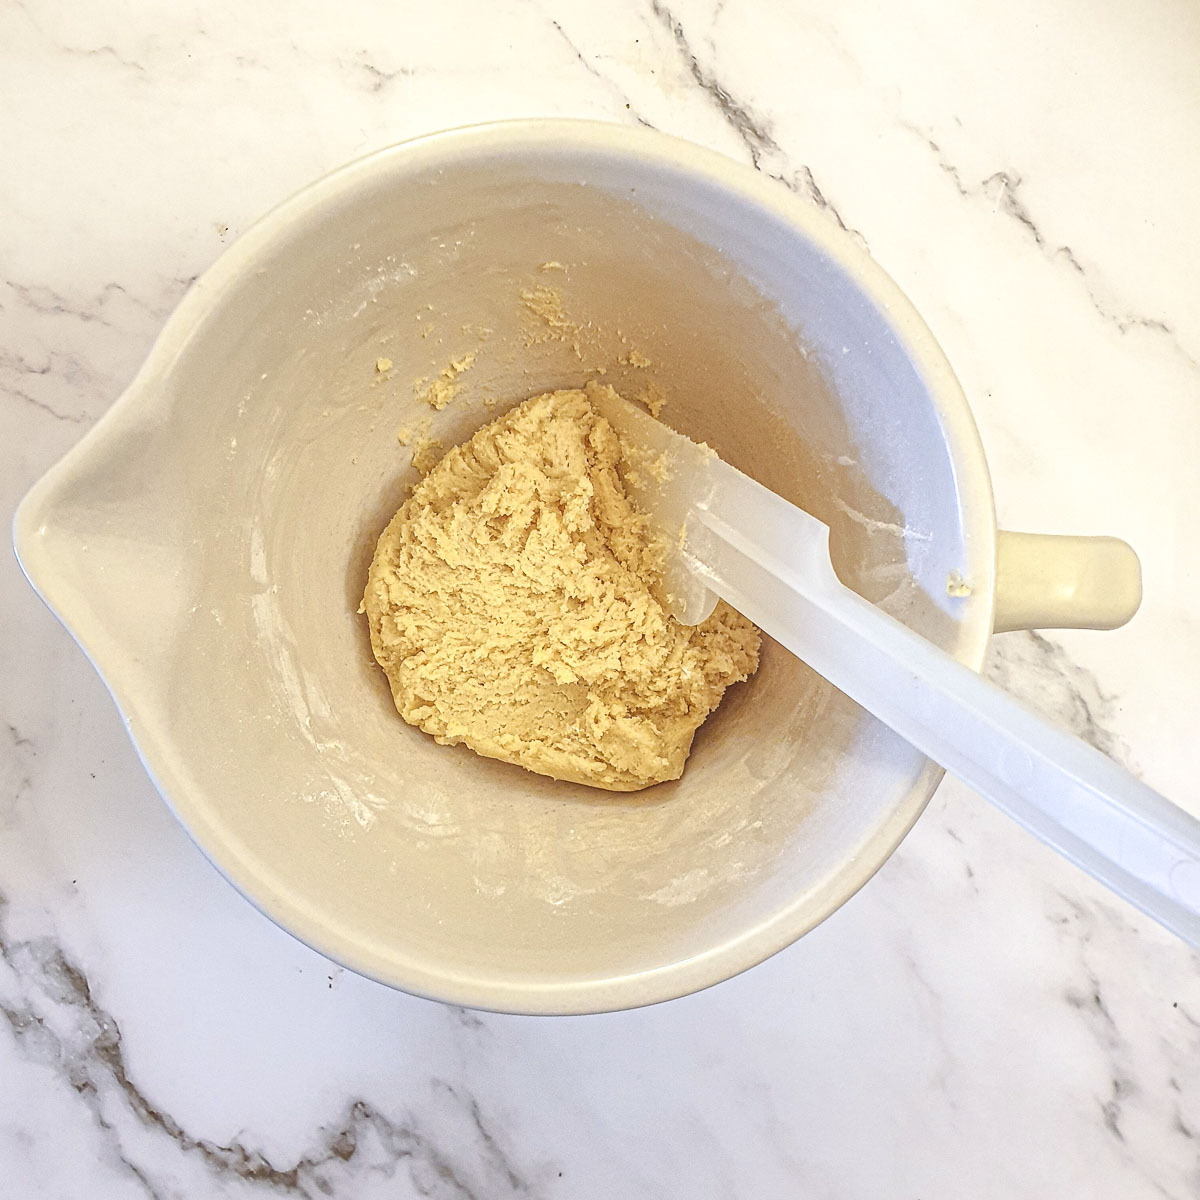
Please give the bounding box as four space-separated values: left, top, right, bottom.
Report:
362 384 759 790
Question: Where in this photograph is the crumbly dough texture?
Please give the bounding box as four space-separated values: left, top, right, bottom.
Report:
362 383 760 790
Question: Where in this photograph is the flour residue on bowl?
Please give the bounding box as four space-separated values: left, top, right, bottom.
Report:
646 867 715 907
247 519 405 837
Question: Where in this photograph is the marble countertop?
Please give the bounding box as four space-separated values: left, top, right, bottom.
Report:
3 1 1199 1196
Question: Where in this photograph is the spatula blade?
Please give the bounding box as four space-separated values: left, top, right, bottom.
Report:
590 388 723 625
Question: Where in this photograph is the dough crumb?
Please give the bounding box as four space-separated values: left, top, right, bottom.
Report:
520 284 574 339
362 385 760 791
638 381 668 418
375 357 393 373
414 351 477 410
411 436 443 474
618 433 673 492
946 570 973 598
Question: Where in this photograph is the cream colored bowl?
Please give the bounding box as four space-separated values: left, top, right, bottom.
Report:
14 122 1139 1013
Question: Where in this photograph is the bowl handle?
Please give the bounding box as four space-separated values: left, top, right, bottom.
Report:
993 531 1142 633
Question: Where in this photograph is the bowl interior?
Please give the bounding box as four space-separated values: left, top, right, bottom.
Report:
16 128 993 1011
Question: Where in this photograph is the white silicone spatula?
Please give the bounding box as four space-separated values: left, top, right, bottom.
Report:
592 390 1200 947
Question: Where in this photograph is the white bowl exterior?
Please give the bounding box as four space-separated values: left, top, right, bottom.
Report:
14 122 996 1013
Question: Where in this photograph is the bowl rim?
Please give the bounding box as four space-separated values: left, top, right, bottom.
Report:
13 118 998 1014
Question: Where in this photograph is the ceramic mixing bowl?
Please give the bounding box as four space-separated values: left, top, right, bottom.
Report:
14 121 1140 1013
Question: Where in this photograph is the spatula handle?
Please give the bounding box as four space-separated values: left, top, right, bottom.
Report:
687 491 1200 947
